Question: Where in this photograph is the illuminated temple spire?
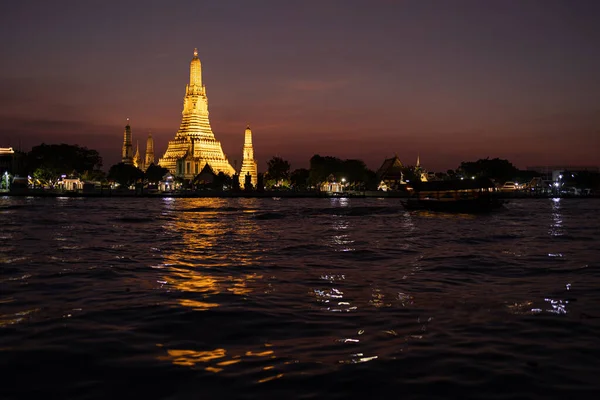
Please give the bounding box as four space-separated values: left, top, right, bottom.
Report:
121 118 133 165
133 140 143 170
159 49 235 178
239 125 258 189
145 131 155 167
189 48 202 90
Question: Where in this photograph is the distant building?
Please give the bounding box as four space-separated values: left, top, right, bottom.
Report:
60 178 83 191
0 147 15 173
121 120 133 165
376 154 430 190
145 132 155 167
133 141 143 170
320 174 344 193
194 163 217 187
527 165 599 178
376 155 405 191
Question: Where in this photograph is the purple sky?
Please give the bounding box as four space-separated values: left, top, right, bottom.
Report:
1 0 599 172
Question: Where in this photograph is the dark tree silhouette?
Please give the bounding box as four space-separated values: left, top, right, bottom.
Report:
145 163 169 184
27 143 103 184
290 168 310 190
458 158 518 183
266 156 291 183
108 163 144 187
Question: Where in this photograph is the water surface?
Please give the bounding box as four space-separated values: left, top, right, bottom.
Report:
1 197 599 399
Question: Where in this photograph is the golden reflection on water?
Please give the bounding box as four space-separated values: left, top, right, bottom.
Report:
160 347 227 366
158 343 282 382
159 198 264 311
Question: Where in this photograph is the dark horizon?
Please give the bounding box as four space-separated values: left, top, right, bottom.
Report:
1 0 599 172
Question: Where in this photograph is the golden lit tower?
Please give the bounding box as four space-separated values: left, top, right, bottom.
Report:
133 141 143 170
159 48 235 179
239 125 258 189
121 119 133 165
145 132 155 167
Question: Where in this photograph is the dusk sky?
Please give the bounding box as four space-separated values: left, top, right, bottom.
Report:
1 0 599 172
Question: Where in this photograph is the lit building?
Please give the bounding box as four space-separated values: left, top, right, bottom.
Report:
239 125 258 189
133 141 143 170
415 154 428 182
121 119 133 165
159 48 235 179
527 165 599 179
145 132 155 167
1 147 15 189
376 155 405 191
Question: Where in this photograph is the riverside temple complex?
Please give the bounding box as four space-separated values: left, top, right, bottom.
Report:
119 49 258 185
159 49 237 179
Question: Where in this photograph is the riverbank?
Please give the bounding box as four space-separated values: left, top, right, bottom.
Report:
2 189 599 199
1 189 408 198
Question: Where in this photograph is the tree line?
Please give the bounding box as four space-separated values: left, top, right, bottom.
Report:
5 143 599 191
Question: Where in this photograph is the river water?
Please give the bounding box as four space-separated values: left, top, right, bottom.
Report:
1 196 599 399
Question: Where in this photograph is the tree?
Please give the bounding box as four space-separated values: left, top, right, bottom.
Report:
266 156 291 187
145 163 169 184
309 154 342 185
256 173 265 192
402 166 422 184
290 168 310 190
308 154 374 189
27 143 102 180
26 143 103 186
212 172 231 191
231 174 240 191
108 163 144 188
458 158 518 183
81 169 106 182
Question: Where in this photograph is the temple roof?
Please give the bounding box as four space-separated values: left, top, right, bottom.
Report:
376 155 404 180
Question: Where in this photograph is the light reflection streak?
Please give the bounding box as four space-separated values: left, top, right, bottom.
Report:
159 198 265 311
0 308 40 327
158 343 283 382
340 353 378 364
159 348 227 366
329 198 355 252
549 197 563 237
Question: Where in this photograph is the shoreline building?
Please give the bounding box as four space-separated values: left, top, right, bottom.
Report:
121 119 133 165
145 132 155 167
133 141 143 170
239 125 258 189
376 154 405 191
159 48 235 179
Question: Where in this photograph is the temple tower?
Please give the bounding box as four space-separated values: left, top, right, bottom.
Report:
239 125 258 189
159 48 235 179
145 132 155 167
121 119 133 165
133 141 143 170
